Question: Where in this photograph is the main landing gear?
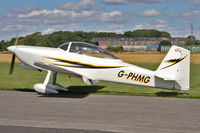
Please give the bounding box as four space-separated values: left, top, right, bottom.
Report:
33 71 68 94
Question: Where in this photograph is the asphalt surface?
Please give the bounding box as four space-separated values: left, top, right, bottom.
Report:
0 91 200 133
0 125 116 133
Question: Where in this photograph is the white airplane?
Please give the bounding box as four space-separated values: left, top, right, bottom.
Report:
7 40 190 94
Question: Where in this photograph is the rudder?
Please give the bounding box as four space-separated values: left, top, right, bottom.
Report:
155 46 190 90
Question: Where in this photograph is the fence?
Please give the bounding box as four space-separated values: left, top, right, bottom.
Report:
160 45 200 53
102 45 159 52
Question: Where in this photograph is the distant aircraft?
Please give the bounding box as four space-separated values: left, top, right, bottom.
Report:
7 39 190 94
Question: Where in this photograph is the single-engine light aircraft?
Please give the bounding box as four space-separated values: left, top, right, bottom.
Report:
7 41 190 94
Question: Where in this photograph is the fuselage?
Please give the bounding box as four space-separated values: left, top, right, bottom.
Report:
8 44 155 88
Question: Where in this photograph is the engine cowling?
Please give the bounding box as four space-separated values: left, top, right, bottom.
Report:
33 82 68 94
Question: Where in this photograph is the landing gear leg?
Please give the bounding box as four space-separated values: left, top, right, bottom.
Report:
53 72 57 85
44 71 52 85
33 71 68 94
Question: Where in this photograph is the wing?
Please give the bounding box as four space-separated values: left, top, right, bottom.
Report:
34 61 99 85
34 62 82 77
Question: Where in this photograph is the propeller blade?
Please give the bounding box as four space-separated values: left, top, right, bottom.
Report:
14 31 20 46
9 54 16 75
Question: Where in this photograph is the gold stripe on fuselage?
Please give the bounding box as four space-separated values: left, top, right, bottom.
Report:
44 56 126 68
39 61 81 67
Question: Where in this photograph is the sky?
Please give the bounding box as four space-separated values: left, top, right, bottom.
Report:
0 0 200 41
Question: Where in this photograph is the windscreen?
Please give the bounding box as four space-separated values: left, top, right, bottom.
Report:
69 42 118 59
58 42 69 51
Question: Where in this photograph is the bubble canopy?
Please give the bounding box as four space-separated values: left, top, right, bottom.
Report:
58 42 118 59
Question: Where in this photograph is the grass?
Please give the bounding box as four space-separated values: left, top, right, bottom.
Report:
0 62 200 98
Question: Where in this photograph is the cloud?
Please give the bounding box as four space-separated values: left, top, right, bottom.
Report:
101 0 167 5
138 9 165 17
2 0 197 41
42 28 55 35
134 19 184 37
171 13 179 18
182 0 189 2
93 11 128 23
10 6 40 14
13 8 127 25
0 0 129 41
134 24 144 29
171 10 200 21
143 19 170 30
59 0 96 10
42 24 81 35
107 23 130 33
0 24 36 33
0 24 38 41
18 9 63 18
182 20 196 24
193 0 200 5
182 10 200 19
134 19 195 38
0 4 129 40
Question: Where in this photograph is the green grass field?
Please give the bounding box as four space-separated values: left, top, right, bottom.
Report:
0 62 200 98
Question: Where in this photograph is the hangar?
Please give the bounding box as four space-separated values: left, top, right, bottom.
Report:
92 37 187 52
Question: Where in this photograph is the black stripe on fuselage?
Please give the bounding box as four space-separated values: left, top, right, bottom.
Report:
45 57 124 69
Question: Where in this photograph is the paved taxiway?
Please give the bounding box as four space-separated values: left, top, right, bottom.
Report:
0 91 200 133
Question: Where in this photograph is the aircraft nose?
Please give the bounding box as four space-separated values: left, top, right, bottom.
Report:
7 46 17 53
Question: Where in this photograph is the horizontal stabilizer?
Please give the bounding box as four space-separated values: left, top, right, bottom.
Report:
155 74 175 81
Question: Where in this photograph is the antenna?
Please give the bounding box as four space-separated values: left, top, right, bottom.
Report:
191 24 193 42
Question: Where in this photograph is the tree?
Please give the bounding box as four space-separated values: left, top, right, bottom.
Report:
185 35 196 45
124 31 133 37
1 29 173 50
185 40 195 45
0 40 11 51
186 35 196 41
124 29 171 38
158 40 171 51
132 29 161 37
17 40 24 45
159 40 171 45
194 40 200 45
0 40 4 51
161 31 171 38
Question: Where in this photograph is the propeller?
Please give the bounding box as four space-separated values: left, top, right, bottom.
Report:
9 31 19 75
9 54 16 74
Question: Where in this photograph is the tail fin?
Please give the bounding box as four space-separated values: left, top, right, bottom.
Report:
155 46 190 90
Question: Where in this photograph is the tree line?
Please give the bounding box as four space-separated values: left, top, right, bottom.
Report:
0 29 199 51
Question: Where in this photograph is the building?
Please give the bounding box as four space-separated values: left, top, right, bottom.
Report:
92 37 187 51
